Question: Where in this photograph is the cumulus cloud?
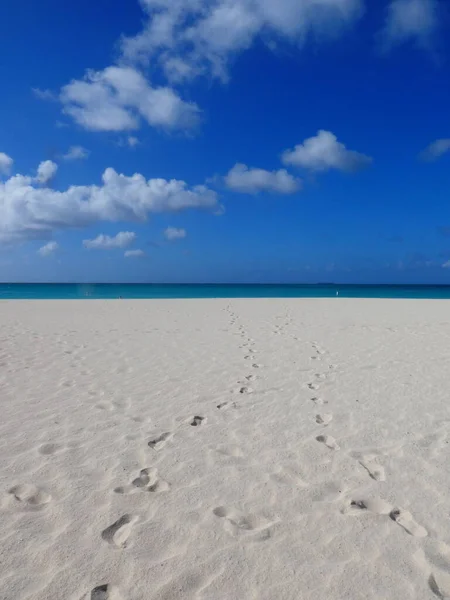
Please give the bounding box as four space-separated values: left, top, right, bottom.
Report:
122 0 364 82
225 163 301 194
38 241 59 256
125 249 145 257
83 231 136 249
36 160 58 185
63 146 90 161
60 66 200 132
55 1 364 132
379 0 439 50
164 226 186 240
0 156 219 243
0 152 13 176
282 130 372 172
420 138 450 161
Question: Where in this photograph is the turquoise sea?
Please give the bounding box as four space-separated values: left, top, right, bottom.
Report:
1 283 450 299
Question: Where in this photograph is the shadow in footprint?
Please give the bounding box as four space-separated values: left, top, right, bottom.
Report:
316 414 332 425
343 496 391 516
148 432 172 450
101 514 138 549
90 584 122 600
132 468 157 488
311 397 328 405
239 387 253 395
38 443 62 455
114 467 169 494
191 416 206 426
359 461 386 482
316 435 339 450
9 484 51 506
217 401 237 410
429 573 450 599
390 508 427 537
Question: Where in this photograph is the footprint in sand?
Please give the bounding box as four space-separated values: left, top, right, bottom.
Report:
343 498 427 537
148 432 173 450
343 497 392 516
428 572 450 599
390 508 428 537
101 514 138 549
244 374 257 382
316 414 333 425
9 484 51 506
217 401 238 410
312 344 326 355
308 383 319 391
239 386 253 395
316 435 340 450
213 506 274 539
114 467 169 494
90 584 122 600
311 397 328 406
132 468 157 488
191 416 206 426
38 443 63 455
359 460 386 481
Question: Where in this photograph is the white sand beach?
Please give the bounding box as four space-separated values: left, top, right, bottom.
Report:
2 298 450 599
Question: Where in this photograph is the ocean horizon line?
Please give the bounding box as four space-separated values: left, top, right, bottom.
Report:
2 282 450 287
2 282 450 300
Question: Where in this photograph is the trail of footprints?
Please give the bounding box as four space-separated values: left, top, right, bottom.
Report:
306 341 428 543
7 310 433 597
226 304 264 405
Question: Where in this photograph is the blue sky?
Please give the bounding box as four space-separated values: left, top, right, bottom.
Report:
0 0 449 283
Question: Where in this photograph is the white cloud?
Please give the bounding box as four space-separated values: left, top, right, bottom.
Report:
32 88 58 101
122 0 364 82
63 146 90 161
0 152 13 176
36 160 58 184
380 0 439 50
443 260 450 269
282 130 372 172
0 157 218 243
125 249 145 257
83 231 136 249
225 163 301 194
60 66 200 132
38 241 59 256
164 226 186 240
127 136 140 147
56 1 364 133
420 138 450 161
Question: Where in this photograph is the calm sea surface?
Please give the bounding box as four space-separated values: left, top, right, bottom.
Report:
1 283 450 299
